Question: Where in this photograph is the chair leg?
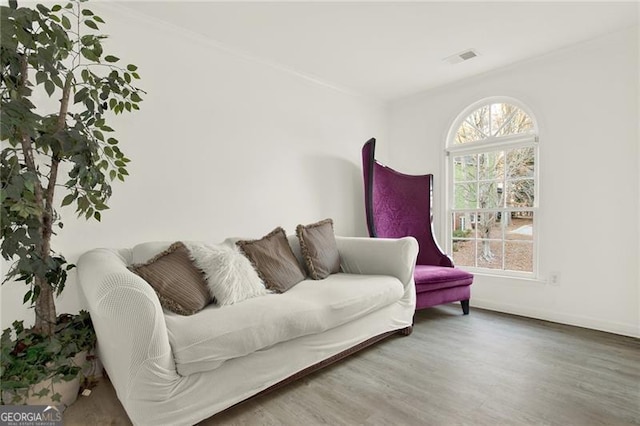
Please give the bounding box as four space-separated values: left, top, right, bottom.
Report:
461 299 470 315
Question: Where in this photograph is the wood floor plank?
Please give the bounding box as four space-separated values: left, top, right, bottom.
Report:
63 305 640 425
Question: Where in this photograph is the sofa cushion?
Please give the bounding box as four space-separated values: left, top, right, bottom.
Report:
414 265 474 292
296 219 340 280
130 242 211 315
165 273 404 376
236 227 306 293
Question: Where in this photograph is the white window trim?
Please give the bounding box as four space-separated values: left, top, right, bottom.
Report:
443 98 540 279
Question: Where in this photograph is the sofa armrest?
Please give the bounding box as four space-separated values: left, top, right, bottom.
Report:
336 236 418 287
77 249 179 407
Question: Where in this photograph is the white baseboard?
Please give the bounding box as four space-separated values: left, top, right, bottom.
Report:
471 298 640 338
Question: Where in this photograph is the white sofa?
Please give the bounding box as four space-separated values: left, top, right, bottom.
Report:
77 236 418 425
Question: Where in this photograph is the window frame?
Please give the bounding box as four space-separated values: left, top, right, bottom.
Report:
444 98 539 279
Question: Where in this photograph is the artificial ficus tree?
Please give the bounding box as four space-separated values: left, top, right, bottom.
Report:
1 0 144 336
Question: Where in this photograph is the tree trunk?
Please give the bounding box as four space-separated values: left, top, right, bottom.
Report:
32 70 73 336
14 54 56 335
34 277 56 335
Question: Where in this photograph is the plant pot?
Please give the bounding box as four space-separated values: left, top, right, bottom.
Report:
25 374 81 407
73 350 87 369
1 311 97 407
3 373 80 408
73 350 102 381
1 352 86 407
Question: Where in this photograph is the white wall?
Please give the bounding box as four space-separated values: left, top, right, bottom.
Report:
388 26 639 337
0 3 386 329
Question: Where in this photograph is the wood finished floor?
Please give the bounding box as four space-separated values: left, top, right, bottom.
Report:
63 305 640 425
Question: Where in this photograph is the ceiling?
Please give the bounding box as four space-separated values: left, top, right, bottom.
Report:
120 1 639 101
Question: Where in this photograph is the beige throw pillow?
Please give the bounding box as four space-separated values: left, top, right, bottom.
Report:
237 227 306 293
296 219 340 280
130 241 211 315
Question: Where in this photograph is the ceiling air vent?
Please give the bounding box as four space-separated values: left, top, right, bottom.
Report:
444 49 479 65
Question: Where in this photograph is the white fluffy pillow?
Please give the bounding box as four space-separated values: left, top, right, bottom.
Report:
185 242 268 306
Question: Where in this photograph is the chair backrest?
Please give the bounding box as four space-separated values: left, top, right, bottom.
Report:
362 138 452 267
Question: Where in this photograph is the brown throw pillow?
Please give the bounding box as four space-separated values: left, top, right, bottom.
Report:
236 227 306 293
130 241 211 315
296 219 340 280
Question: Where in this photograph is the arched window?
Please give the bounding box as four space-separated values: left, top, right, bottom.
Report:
446 98 538 277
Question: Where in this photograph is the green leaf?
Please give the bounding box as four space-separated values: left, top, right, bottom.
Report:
124 73 131 84
61 194 75 207
81 9 94 16
36 4 50 14
44 80 55 96
109 170 116 180
51 5 62 11
85 19 98 30
126 64 138 71
35 71 47 85
77 196 89 212
61 15 71 30
93 16 105 24
51 74 63 89
25 179 35 193
93 130 104 141
23 290 32 304
74 88 88 104
104 55 119 63
107 138 118 145
93 211 101 222
81 47 99 62
130 92 142 102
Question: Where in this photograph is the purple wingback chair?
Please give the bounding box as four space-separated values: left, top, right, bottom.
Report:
362 138 473 315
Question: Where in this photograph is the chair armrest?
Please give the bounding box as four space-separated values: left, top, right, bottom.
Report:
77 249 178 407
335 236 418 287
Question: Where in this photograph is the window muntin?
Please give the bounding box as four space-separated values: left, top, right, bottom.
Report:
447 100 537 276
454 102 534 145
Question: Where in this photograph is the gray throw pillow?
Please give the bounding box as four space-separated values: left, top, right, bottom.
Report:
237 227 306 293
296 218 340 280
130 241 211 315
